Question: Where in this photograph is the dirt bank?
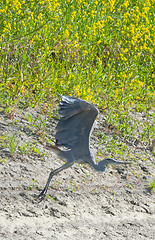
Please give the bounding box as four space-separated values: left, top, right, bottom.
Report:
0 108 154 240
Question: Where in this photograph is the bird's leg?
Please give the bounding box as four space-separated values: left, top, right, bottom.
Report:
38 161 74 199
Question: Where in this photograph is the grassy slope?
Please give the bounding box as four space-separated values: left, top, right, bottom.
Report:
0 0 155 150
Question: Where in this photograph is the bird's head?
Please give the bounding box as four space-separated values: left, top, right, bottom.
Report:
98 158 131 172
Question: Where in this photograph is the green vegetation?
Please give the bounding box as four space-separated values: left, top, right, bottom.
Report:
7 133 19 155
0 133 18 156
0 0 154 147
47 195 56 201
148 180 155 192
18 141 46 158
0 156 8 164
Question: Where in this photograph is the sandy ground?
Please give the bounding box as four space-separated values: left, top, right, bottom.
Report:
0 108 155 240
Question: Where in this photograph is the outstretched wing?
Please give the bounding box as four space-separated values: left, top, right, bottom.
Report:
55 96 98 155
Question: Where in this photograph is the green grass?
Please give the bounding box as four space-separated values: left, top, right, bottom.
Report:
148 180 155 192
18 141 46 158
0 0 155 148
7 133 19 156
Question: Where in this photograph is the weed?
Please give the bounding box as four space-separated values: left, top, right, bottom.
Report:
0 157 8 164
18 142 46 158
0 135 7 148
47 195 56 201
112 191 116 198
148 180 155 192
7 134 18 156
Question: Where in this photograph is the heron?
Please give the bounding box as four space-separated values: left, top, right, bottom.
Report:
38 96 130 198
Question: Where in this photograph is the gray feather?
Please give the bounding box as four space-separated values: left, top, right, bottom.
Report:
55 96 98 151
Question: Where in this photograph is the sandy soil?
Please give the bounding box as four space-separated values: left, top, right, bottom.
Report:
0 108 155 240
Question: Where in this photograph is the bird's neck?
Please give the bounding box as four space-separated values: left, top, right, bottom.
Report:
89 160 105 172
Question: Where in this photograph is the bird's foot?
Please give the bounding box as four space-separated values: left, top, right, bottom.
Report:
37 187 47 200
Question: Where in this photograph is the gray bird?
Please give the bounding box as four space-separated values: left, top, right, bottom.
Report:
38 96 130 198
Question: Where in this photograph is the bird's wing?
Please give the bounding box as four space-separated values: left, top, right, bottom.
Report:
55 96 98 155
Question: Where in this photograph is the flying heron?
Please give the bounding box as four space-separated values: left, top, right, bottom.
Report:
38 96 130 198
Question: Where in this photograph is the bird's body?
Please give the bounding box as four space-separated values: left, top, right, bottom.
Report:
38 96 130 198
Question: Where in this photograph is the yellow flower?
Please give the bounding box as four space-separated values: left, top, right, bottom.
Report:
64 29 69 38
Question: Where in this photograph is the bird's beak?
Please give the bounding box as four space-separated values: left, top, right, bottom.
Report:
105 158 132 166
116 161 131 165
